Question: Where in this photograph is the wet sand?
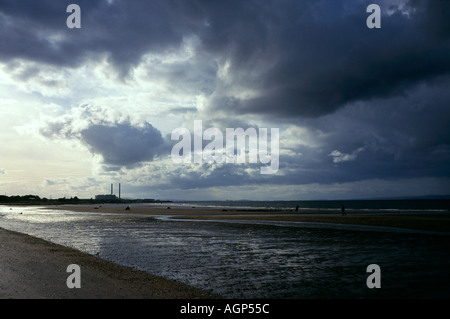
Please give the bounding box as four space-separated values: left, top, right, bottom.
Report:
48 204 450 233
173 214 450 233
0 227 217 299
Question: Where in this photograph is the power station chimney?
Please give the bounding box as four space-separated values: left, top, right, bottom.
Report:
111 183 113 195
119 183 121 199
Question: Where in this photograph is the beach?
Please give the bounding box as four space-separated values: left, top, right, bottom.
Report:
1 203 450 299
0 226 217 299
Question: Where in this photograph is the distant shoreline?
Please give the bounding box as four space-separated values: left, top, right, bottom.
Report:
0 195 172 206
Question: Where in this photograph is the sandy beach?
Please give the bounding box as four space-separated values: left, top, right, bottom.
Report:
0 226 217 299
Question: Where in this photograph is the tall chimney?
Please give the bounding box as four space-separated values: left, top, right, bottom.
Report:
119 183 121 199
111 183 113 195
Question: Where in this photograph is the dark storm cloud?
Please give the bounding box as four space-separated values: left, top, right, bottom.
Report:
79 121 166 167
171 77 450 189
39 105 169 167
277 76 450 185
0 0 184 77
2 0 449 117
191 0 450 118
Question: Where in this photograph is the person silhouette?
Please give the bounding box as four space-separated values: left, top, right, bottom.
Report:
341 204 346 216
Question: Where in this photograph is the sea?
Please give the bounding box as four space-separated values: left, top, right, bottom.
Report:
1 199 449 299
174 199 450 212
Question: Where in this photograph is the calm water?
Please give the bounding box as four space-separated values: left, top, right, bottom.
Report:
1 205 449 298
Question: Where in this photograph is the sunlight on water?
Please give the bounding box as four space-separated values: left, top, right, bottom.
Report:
0 206 104 223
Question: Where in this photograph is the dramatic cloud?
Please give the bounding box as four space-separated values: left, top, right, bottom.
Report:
283 78 450 185
2 1 449 117
39 105 168 168
0 0 184 77
195 0 450 119
1 0 449 199
79 122 165 167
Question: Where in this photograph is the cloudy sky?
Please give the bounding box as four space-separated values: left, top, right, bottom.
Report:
1 0 449 200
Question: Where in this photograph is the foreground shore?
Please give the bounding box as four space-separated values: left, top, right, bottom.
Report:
0 227 218 299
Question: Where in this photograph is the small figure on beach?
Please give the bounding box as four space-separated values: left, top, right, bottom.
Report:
341 204 346 216
295 205 299 212
125 205 130 211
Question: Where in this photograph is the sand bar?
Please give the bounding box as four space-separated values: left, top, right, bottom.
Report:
46 204 450 233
